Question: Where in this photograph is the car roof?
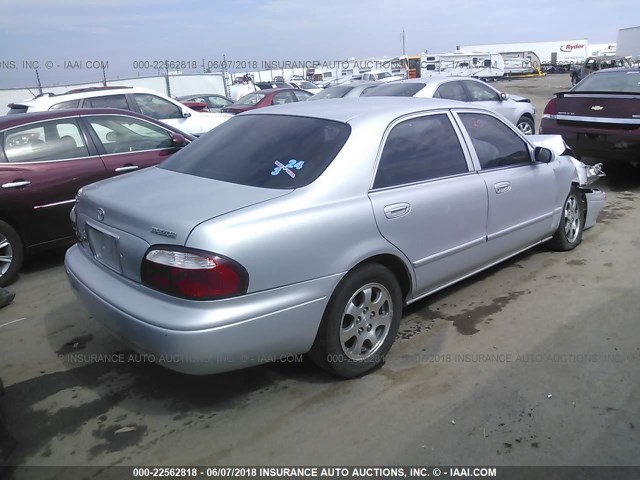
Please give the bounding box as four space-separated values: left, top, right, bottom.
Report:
392 77 478 87
0 108 178 131
11 86 158 107
246 96 472 123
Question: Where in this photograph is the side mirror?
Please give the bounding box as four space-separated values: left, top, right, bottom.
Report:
170 133 187 147
534 146 553 163
500 92 509 101
182 109 191 118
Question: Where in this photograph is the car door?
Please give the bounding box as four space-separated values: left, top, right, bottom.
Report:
0 117 107 247
455 111 556 257
462 80 517 123
81 114 182 175
368 112 489 297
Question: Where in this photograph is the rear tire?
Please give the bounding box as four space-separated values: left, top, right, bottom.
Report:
548 186 584 251
0 221 22 287
309 264 402 379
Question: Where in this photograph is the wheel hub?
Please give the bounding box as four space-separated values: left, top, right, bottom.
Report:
340 283 393 361
0 233 13 277
564 195 581 243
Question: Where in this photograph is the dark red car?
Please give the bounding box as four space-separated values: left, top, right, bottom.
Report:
540 68 640 162
220 88 313 114
0 108 193 286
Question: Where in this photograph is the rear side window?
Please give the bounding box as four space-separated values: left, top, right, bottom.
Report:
3 119 89 163
363 83 425 97
84 94 129 109
374 114 468 188
459 113 531 169
133 94 181 119
49 99 81 110
160 115 351 189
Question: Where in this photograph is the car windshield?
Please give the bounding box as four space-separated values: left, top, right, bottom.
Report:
376 72 392 79
236 92 266 105
299 82 317 89
160 115 351 189
362 83 425 97
573 70 640 93
309 86 354 100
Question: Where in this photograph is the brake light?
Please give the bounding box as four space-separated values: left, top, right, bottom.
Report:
543 98 558 119
141 247 248 300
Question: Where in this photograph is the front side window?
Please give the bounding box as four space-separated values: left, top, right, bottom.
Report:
86 115 172 154
464 81 499 102
133 94 181 119
459 113 531 169
236 92 266 105
374 114 468 189
293 90 312 102
434 81 467 102
3 119 89 163
272 91 296 105
160 115 350 189
208 96 231 107
84 94 128 109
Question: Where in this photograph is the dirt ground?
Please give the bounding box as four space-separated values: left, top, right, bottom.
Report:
0 74 638 478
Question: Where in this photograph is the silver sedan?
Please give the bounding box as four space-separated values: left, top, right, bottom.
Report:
363 77 537 135
65 98 604 379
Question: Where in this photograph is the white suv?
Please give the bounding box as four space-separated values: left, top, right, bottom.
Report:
7 86 231 136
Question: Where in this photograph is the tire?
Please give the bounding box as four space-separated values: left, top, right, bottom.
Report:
548 186 585 251
0 221 23 287
309 264 402 379
516 116 535 135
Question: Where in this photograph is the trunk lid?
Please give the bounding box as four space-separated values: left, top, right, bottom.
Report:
554 92 640 127
76 167 292 282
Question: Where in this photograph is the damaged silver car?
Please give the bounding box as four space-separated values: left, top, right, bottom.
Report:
65 98 605 379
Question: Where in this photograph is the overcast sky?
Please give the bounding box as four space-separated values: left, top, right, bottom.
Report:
0 0 638 88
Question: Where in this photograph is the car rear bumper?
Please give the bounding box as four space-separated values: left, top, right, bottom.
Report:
65 245 337 375
540 120 640 161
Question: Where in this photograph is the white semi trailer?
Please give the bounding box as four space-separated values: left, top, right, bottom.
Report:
617 26 640 61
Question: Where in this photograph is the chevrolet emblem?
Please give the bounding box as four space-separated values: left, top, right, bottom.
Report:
591 105 604 111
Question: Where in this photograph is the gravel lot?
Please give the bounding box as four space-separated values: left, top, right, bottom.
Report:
0 74 639 477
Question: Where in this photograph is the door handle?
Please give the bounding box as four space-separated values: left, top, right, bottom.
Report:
115 165 139 172
1 180 31 189
494 182 511 194
384 203 411 219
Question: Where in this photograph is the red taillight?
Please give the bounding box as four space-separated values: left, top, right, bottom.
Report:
542 98 558 118
141 248 248 300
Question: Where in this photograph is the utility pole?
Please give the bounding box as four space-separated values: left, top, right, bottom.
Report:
402 28 406 56
35 69 43 95
102 65 107 86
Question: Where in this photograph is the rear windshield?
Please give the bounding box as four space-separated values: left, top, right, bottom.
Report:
573 70 640 93
362 83 425 97
309 86 353 100
160 115 351 189
7 105 28 114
